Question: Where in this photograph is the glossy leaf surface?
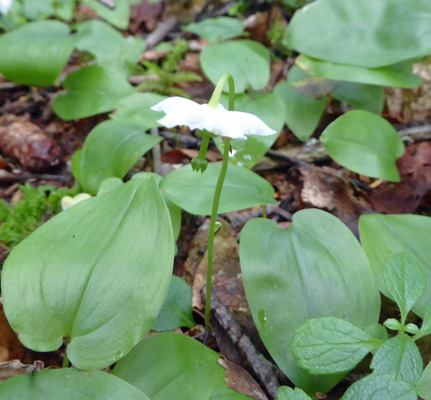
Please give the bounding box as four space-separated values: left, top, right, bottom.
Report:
371 335 423 386
160 163 276 215
285 0 431 68
320 110 404 181
359 213 431 317
296 56 422 89
53 65 134 120
342 373 417 400
112 332 249 400
291 317 381 374
216 92 284 168
0 21 76 86
2 178 174 370
240 209 380 394
183 17 244 42
383 253 426 323
0 368 150 399
201 40 270 93
152 276 195 332
74 120 162 194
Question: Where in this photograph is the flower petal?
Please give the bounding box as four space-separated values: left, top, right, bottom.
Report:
151 97 205 130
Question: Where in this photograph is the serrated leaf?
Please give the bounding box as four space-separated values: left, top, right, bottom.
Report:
160 163 276 215
296 56 422 89
0 368 150 400
0 20 76 86
277 386 312 400
112 332 250 400
239 209 380 394
359 213 431 317
285 0 431 68
183 17 244 42
371 335 423 386
73 120 162 194
417 362 431 400
1 178 174 369
53 65 134 120
320 110 405 181
200 40 270 93
291 317 381 374
152 276 195 332
110 92 167 129
383 253 426 324
216 92 284 168
342 373 417 400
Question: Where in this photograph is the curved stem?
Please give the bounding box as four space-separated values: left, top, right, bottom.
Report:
208 73 235 111
204 138 231 332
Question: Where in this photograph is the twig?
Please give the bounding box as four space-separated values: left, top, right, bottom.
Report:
145 16 177 49
0 170 70 183
150 127 162 175
93 0 115 10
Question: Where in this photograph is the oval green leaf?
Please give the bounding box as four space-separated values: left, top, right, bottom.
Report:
216 92 284 168
296 56 423 89
342 373 417 400
159 163 275 215
320 110 405 181
1 178 174 370
112 332 249 400
239 209 380 394
359 213 431 317
200 40 270 93
74 120 162 194
82 0 130 29
0 368 150 400
371 335 423 386
285 0 431 68
183 17 245 43
417 362 431 400
291 317 381 375
53 65 134 120
0 20 76 86
383 253 426 324
277 386 312 400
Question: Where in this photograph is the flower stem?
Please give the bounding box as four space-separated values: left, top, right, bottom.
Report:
204 138 231 332
62 351 70 368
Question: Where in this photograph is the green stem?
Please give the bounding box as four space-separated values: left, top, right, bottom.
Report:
62 351 70 368
208 73 235 111
204 138 231 331
262 205 267 219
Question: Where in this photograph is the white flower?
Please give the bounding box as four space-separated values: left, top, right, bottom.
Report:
0 0 13 14
61 193 92 211
151 97 276 140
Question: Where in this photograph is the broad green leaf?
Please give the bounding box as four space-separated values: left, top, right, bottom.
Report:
53 65 134 120
132 172 182 241
97 177 124 196
0 368 150 400
383 253 426 324
320 110 405 181
277 386 312 400
74 120 162 194
160 163 276 215
274 80 326 141
365 323 389 343
371 335 423 386
418 303 431 338
296 56 422 89
359 213 431 317
331 82 385 114
1 178 174 370
342 373 417 400
110 92 167 129
216 92 284 168
183 17 245 42
112 332 248 400
76 20 145 76
152 276 195 332
0 20 76 86
83 0 130 29
417 362 431 400
239 209 380 394
285 0 431 68
291 317 381 374
200 40 270 93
